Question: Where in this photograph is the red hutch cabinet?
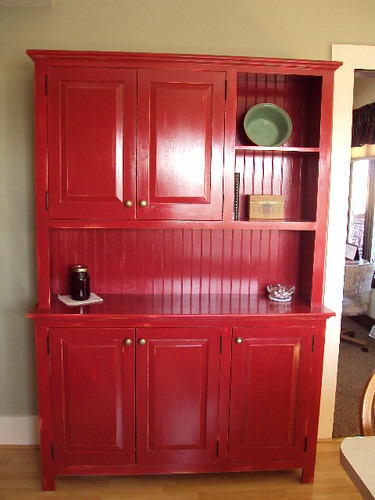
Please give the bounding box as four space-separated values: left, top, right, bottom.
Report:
27 50 340 491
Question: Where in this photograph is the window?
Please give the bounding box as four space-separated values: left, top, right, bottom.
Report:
347 159 375 262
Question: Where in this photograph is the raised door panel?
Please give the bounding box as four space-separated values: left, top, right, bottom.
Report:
136 327 221 465
49 328 135 465
137 69 225 220
48 67 137 219
228 325 313 463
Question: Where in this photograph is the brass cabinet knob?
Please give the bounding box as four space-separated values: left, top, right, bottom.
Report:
139 200 147 207
236 337 243 344
124 338 132 346
125 200 133 207
138 338 146 345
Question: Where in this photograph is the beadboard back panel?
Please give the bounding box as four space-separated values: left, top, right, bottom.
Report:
50 229 304 297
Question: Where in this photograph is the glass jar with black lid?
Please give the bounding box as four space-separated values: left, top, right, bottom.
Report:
70 265 90 301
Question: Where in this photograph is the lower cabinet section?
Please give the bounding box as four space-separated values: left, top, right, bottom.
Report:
228 326 312 463
49 328 135 466
32 318 326 490
136 328 221 466
49 326 221 468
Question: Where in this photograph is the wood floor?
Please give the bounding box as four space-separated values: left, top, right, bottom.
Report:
0 441 361 499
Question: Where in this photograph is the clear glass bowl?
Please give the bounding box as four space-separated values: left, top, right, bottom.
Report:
267 284 295 302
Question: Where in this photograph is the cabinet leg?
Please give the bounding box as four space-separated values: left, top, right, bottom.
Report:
42 472 55 491
301 464 314 484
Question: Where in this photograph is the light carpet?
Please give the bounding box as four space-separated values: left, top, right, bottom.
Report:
333 316 375 438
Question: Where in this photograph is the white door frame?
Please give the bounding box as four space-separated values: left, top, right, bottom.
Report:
319 44 375 438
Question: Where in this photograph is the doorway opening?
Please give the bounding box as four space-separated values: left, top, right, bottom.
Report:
333 73 375 438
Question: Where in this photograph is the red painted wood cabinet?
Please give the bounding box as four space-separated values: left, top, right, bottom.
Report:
27 50 340 491
49 327 135 466
47 65 224 220
137 69 224 220
47 67 137 219
49 326 220 467
228 326 313 463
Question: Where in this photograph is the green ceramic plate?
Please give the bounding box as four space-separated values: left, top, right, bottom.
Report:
243 103 292 147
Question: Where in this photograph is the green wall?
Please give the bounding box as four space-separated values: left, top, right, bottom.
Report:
2 0 375 416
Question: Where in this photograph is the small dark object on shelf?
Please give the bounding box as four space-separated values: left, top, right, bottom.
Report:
70 265 90 301
234 172 240 220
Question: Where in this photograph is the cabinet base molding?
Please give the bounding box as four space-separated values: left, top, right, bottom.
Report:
43 459 314 492
0 416 39 446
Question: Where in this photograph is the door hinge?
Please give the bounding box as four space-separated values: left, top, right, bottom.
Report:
45 75 48 96
47 335 49 355
51 442 54 459
312 334 315 352
216 440 219 456
304 437 308 453
46 191 49 211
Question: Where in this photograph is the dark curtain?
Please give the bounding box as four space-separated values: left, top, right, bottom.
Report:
352 102 375 147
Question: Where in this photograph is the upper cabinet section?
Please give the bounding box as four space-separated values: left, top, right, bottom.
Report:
45 62 225 221
28 50 341 226
48 67 137 219
137 69 225 220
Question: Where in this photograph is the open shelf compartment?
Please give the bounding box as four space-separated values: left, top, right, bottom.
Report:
236 72 322 149
234 150 319 223
49 228 318 307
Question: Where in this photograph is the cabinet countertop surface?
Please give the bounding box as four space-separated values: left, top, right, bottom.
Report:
27 294 334 320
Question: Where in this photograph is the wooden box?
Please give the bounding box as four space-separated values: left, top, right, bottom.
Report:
249 195 284 219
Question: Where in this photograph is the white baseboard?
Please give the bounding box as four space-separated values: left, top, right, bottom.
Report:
0 416 40 445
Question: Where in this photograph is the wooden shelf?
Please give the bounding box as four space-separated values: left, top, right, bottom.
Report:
229 219 316 230
47 218 317 231
28 293 334 319
235 146 320 154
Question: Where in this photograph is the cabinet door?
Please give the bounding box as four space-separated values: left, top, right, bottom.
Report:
136 327 221 465
49 328 135 465
137 69 225 220
228 325 313 463
48 67 137 219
